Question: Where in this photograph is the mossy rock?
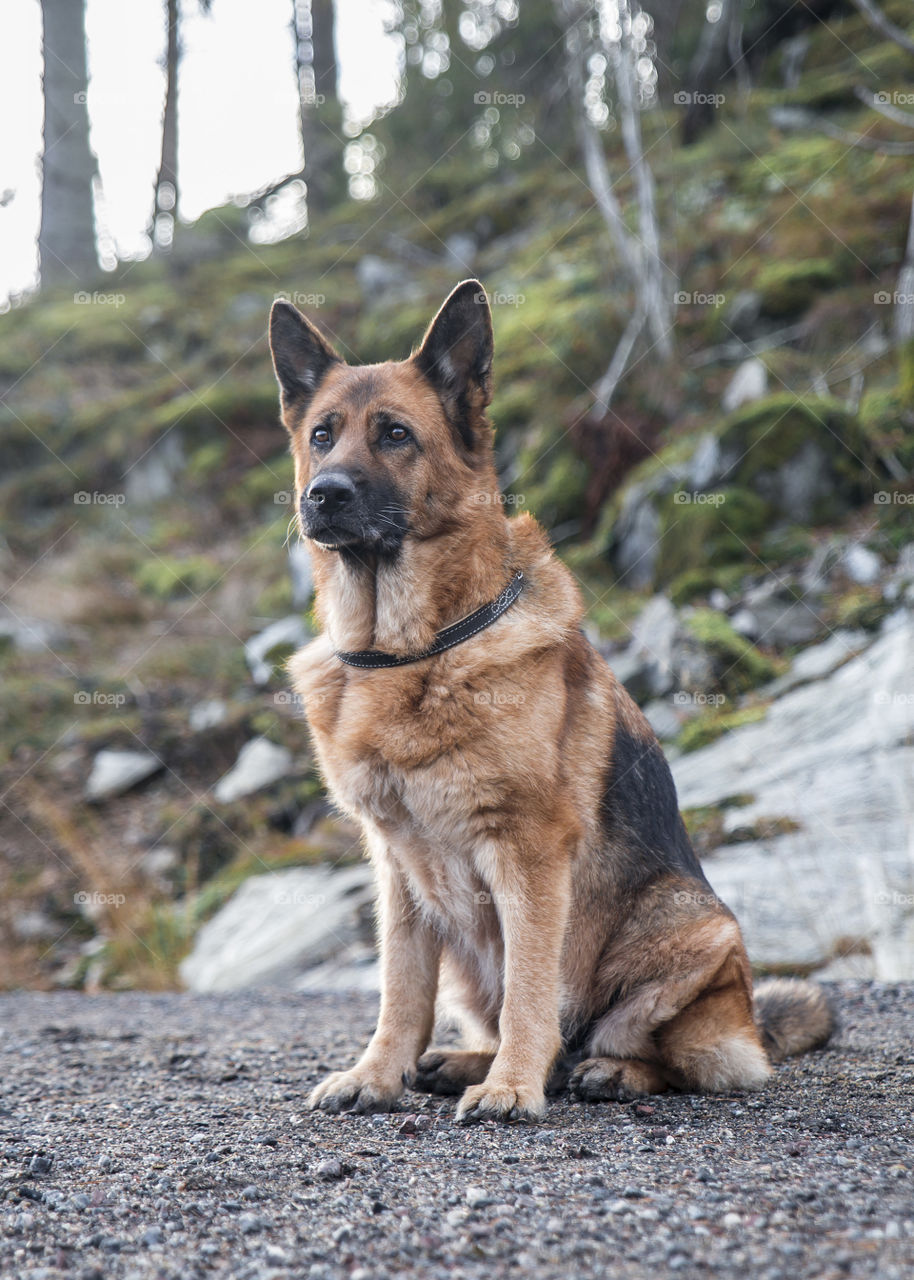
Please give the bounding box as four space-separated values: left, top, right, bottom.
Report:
517 442 589 530
754 258 841 318
718 394 874 521
678 703 769 753
683 608 780 695
134 555 223 600
655 488 769 585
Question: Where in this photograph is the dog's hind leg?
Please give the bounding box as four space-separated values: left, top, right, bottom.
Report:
655 948 772 1092
570 912 771 1103
570 1057 669 1101
413 1049 496 1095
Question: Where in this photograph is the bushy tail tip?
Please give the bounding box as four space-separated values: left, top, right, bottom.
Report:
754 977 835 1062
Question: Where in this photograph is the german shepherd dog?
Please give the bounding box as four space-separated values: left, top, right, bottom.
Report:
269 281 832 1123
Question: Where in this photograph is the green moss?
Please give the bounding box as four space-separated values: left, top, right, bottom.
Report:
720 394 873 517
678 704 768 753
519 446 589 530
655 488 769 585
684 608 780 694
832 588 893 632
899 338 914 405
755 258 841 318
135 554 223 599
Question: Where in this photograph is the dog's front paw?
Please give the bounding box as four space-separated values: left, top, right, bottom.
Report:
455 1080 546 1124
307 1067 403 1115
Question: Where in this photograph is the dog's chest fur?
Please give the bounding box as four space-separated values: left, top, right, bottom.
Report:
291 640 513 935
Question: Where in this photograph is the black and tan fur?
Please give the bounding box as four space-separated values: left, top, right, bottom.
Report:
268 280 833 1123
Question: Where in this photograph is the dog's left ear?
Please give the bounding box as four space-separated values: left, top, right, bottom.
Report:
413 279 494 450
269 300 342 420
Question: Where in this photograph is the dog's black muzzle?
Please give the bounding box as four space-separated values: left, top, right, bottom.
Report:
301 470 407 556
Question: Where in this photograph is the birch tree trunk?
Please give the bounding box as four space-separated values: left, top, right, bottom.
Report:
38 0 98 287
152 0 180 249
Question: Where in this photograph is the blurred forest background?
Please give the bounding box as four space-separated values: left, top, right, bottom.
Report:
1 0 912 994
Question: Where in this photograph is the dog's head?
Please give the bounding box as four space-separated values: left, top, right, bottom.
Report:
269 280 495 560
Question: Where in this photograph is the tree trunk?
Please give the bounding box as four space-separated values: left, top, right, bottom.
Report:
38 0 98 287
153 0 180 249
295 0 344 212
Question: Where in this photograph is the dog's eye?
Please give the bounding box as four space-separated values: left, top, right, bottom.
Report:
311 427 332 446
385 424 410 443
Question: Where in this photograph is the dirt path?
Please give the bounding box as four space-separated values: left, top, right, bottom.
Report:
1 983 912 1279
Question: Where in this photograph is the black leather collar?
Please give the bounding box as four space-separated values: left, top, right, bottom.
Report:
335 571 525 669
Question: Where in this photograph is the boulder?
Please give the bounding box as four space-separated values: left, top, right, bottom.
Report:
605 395 872 591
213 738 293 803
841 543 882 586
673 612 914 976
179 864 375 991
86 750 162 802
721 358 768 413
244 616 308 686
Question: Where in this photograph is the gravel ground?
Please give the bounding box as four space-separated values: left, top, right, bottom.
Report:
1 983 912 1280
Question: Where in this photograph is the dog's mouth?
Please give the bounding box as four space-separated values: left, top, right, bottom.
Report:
303 511 409 557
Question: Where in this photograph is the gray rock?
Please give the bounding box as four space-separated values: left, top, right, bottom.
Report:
673 612 914 975
762 629 870 697
626 595 679 697
244 616 308 686
736 580 826 648
179 864 375 991
0 607 72 655
140 846 178 883
686 434 723 491
642 699 682 741
189 699 227 731
721 358 768 413
288 540 314 608
610 485 663 588
12 911 60 942
445 233 477 271
841 543 882 586
124 431 185 505
85 749 161 801
213 738 293 803
356 255 422 303
723 290 763 339
751 439 833 525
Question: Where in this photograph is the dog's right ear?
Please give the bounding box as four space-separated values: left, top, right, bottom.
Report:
269 300 342 420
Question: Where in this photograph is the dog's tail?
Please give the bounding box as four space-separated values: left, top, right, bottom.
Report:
753 978 835 1061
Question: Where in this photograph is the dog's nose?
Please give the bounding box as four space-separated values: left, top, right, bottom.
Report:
305 472 356 514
